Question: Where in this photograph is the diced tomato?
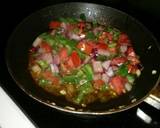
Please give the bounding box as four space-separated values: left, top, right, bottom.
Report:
77 41 94 55
93 79 105 90
111 57 127 65
40 43 52 53
67 57 75 69
78 21 85 33
49 21 61 29
71 51 81 67
59 48 68 61
127 64 138 74
99 32 113 41
42 71 60 85
96 43 108 50
128 56 140 65
105 32 113 41
118 33 131 45
126 47 136 57
110 75 126 95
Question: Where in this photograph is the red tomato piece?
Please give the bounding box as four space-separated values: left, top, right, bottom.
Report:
71 51 81 67
49 21 61 29
118 33 131 45
59 48 68 61
42 71 60 85
77 41 94 55
93 79 105 90
78 21 85 33
96 43 108 50
126 47 136 57
105 32 113 41
127 64 138 74
40 43 52 53
111 57 127 65
110 75 126 95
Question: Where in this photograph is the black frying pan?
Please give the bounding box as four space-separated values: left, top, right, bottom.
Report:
6 2 160 116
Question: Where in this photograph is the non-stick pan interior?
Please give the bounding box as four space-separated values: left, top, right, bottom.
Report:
6 3 160 114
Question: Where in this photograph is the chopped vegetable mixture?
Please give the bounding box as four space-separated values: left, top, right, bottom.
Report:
28 15 143 107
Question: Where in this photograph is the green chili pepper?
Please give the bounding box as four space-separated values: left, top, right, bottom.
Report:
108 42 117 48
62 75 78 84
100 84 109 92
37 60 49 70
117 64 128 77
75 82 93 104
127 74 135 84
38 78 50 87
82 64 94 81
86 31 96 40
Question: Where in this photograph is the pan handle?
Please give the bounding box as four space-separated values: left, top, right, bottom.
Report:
144 94 160 110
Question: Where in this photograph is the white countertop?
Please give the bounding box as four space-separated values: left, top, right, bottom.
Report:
0 86 36 128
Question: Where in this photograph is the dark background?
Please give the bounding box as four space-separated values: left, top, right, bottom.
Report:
0 0 160 128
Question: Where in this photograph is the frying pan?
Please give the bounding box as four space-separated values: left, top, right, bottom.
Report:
6 2 160 116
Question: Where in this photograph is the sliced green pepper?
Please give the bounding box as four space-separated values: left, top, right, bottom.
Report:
75 82 93 104
62 75 78 84
127 74 135 84
117 64 128 77
108 42 117 48
86 31 96 40
37 60 49 70
81 64 94 81
38 78 50 87
100 84 109 92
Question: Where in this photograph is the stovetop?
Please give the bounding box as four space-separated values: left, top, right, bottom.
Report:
0 0 160 128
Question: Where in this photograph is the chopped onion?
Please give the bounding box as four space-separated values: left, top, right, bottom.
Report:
33 37 42 47
50 64 59 73
68 33 81 41
68 33 85 41
125 83 132 91
102 73 109 84
106 67 114 77
97 49 110 56
136 69 141 77
53 55 60 65
120 45 127 53
31 65 41 74
102 60 111 70
40 53 53 64
92 60 103 73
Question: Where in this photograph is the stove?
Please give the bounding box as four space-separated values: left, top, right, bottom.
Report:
0 0 160 128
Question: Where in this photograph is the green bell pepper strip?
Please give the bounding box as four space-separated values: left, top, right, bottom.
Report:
117 64 128 77
81 64 94 81
74 82 93 104
126 74 135 84
38 78 50 87
86 31 96 40
108 42 117 48
37 60 49 70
